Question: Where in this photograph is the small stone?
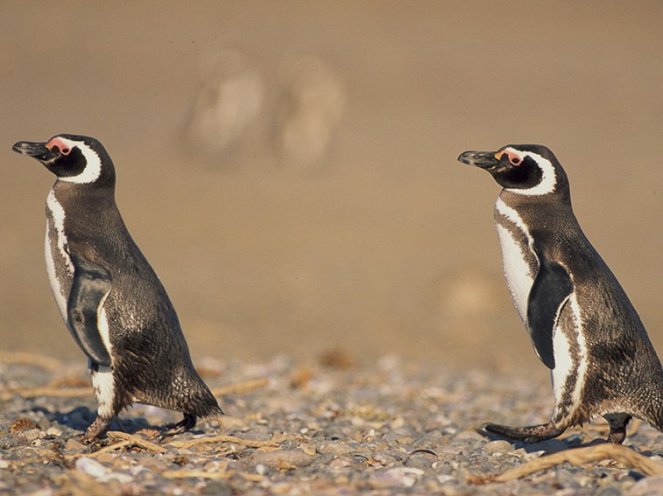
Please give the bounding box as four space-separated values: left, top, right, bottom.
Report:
369 467 424 488
318 442 353 456
75 457 108 479
437 474 456 485
328 457 352 471
405 450 438 469
596 487 623 496
46 426 63 437
523 450 545 461
200 480 233 496
64 437 85 452
250 449 314 469
629 475 663 495
390 417 405 429
299 442 316 456
21 428 43 442
484 440 513 454
453 430 485 442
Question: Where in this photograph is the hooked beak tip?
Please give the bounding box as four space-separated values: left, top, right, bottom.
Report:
12 141 59 161
457 150 500 169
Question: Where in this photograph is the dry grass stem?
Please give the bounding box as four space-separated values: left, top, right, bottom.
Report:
211 378 269 396
106 431 167 454
65 441 133 460
168 433 291 449
470 443 663 484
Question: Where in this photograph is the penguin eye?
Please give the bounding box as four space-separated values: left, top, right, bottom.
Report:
49 144 72 156
509 156 522 166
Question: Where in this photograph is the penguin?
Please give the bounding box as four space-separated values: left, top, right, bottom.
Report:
12 134 223 441
458 144 663 444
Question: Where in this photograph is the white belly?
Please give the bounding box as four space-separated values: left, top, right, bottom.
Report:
45 226 66 320
496 223 534 323
494 199 538 324
45 190 74 321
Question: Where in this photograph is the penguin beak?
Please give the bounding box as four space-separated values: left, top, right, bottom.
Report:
457 150 501 170
12 141 60 162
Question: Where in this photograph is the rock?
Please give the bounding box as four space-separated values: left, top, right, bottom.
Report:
437 474 456 485
327 457 352 471
317 441 353 456
405 450 438 469
368 467 424 489
45 427 63 437
75 457 132 484
454 430 485 442
484 440 513 454
250 449 314 469
75 457 108 479
628 475 663 495
64 437 85 452
200 480 233 496
20 428 42 442
597 486 624 496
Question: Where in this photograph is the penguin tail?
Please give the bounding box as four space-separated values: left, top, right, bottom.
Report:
186 403 223 435
200 403 225 418
189 391 224 419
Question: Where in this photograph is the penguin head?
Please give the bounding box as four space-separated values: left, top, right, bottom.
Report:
458 144 568 197
12 134 115 187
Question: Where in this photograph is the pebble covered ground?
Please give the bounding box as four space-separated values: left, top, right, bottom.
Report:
3 351 663 495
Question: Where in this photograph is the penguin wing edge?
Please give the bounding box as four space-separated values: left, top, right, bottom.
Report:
67 255 113 367
527 259 574 369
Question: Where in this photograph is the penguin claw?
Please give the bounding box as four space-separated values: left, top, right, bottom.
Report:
479 421 565 443
158 413 197 441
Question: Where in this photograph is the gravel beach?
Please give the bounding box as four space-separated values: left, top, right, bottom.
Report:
3 352 663 495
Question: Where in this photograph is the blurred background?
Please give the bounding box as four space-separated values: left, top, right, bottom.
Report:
1 1 662 375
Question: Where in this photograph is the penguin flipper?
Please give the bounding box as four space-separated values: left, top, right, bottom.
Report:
67 254 113 367
527 258 574 369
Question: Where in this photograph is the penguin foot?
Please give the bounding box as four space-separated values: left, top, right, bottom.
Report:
82 416 112 443
479 421 566 443
604 413 631 444
158 413 197 440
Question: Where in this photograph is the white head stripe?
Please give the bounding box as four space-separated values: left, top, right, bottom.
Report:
503 147 557 196
54 138 103 184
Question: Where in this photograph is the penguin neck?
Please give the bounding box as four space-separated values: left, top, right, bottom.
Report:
53 178 115 196
51 180 118 219
498 187 574 216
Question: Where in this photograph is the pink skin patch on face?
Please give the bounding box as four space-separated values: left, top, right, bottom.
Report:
46 138 71 155
495 148 522 166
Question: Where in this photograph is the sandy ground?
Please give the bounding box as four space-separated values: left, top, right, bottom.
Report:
2 1 663 377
